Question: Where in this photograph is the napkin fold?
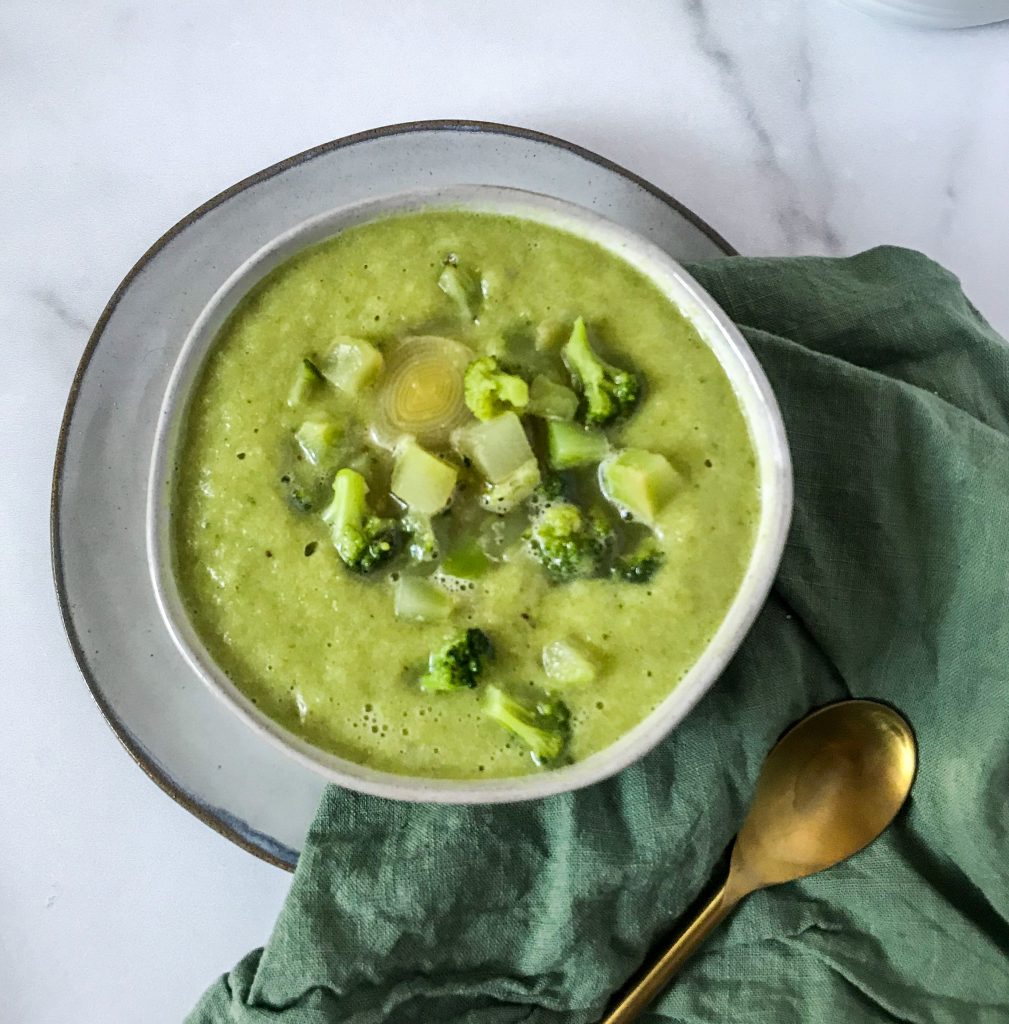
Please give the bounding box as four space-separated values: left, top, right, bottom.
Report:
189 247 1009 1024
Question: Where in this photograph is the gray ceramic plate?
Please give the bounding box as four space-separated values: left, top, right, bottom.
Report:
52 120 736 871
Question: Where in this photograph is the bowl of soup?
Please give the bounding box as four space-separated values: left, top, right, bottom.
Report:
147 185 791 802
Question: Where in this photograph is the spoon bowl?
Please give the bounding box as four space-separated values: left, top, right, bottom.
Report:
731 700 917 891
602 699 917 1023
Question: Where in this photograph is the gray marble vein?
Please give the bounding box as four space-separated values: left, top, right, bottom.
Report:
29 289 93 335
684 0 840 253
792 8 842 253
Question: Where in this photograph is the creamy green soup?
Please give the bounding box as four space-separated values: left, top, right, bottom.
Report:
173 210 758 779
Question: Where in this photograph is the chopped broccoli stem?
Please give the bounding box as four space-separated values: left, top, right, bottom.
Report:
320 468 400 574
403 509 439 563
541 639 597 686
394 577 453 623
319 337 384 395
294 419 340 467
483 685 570 766
546 420 610 470
441 539 491 580
527 503 613 582
463 356 530 421
419 628 494 692
614 535 666 583
527 375 579 421
562 317 640 426
600 448 680 526
438 261 483 320
287 358 323 407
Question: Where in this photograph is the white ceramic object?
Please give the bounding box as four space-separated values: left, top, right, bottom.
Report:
52 121 758 868
838 0 1009 27
147 184 792 805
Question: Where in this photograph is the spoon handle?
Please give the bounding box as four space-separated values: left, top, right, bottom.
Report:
600 881 739 1024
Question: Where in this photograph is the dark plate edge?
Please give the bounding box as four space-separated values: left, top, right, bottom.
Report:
49 118 736 873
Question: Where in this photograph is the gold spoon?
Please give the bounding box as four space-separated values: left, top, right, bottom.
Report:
601 699 917 1024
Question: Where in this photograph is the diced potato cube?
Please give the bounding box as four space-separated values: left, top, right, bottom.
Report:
600 448 680 526
481 458 542 514
319 336 384 394
542 639 597 686
438 263 483 320
528 375 579 421
391 442 458 515
393 577 453 623
294 419 339 466
287 358 323 407
452 412 535 483
535 317 567 351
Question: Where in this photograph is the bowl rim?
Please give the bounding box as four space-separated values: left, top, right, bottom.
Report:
146 182 792 803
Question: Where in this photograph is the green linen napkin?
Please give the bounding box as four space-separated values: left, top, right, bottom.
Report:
189 247 1009 1024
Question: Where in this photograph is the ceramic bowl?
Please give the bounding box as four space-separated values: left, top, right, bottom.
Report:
52 120 750 867
146 184 791 803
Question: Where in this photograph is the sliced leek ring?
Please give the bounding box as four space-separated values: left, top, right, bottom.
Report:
371 335 473 449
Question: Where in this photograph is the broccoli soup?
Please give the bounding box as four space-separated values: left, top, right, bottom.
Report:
172 210 759 779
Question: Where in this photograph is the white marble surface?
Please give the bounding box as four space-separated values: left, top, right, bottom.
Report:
3 2 1007 1021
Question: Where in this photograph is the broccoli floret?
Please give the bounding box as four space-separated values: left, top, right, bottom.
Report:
562 317 640 427
464 356 530 421
483 685 570 766
419 628 494 692
614 535 666 583
527 503 613 582
321 468 400 574
531 473 567 505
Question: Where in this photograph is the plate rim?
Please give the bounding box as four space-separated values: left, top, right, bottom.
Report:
50 118 736 873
